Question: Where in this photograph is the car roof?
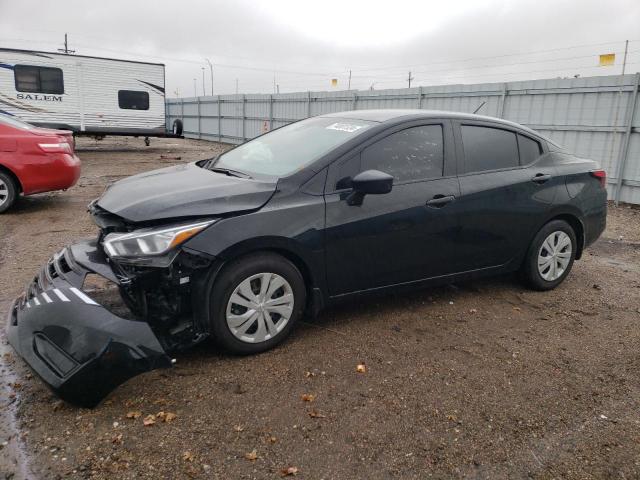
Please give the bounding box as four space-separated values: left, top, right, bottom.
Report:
319 109 542 138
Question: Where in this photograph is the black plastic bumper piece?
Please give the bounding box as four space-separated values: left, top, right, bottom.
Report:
6 240 172 408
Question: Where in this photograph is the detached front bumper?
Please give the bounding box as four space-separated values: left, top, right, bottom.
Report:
6 240 172 408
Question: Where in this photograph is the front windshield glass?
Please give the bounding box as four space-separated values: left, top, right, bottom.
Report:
212 116 375 177
0 114 35 130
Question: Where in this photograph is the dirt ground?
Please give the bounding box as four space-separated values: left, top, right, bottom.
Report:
1 136 640 480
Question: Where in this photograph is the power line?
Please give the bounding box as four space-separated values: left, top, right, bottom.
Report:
0 37 335 78
8 27 640 73
355 50 640 81
2 34 639 95
350 39 640 72
409 61 640 85
2 34 639 80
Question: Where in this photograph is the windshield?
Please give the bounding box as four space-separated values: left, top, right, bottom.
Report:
212 116 375 177
0 113 35 130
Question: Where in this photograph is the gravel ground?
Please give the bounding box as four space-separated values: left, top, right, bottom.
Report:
1 136 639 480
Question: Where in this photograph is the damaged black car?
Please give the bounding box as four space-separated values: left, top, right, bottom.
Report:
7 110 607 407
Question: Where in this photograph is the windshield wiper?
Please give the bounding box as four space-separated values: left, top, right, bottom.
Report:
208 167 252 179
203 155 219 169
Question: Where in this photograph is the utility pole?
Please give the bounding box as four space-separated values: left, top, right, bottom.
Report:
608 39 630 204
201 67 206 96
193 78 197 97
205 58 214 96
57 33 75 54
407 71 414 88
273 74 276 94
348 70 352 90
621 39 629 75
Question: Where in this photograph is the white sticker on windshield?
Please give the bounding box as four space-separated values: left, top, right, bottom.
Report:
326 122 366 133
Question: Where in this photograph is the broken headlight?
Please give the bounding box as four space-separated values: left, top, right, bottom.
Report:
103 220 216 267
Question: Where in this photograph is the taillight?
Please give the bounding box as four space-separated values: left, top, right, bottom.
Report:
38 142 72 154
590 170 606 188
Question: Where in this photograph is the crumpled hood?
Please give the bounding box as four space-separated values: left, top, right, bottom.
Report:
96 162 277 222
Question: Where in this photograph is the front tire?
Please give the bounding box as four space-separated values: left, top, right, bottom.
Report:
209 252 306 354
522 220 577 291
0 172 18 214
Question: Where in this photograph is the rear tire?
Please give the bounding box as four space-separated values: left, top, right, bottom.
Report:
521 220 577 291
0 172 18 214
209 252 306 355
172 119 183 136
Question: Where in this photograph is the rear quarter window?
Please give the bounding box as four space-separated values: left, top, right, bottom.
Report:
517 134 542 165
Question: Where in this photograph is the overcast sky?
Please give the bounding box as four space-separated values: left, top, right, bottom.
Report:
1 0 639 96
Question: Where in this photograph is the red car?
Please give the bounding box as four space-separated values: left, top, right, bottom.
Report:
0 113 81 213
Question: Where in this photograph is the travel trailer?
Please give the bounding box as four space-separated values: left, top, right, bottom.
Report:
0 48 178 142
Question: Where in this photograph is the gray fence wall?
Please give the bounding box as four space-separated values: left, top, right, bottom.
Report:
166 73 640 204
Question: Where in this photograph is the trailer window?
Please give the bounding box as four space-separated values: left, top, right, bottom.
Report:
118 90 149 110
14 65 64 94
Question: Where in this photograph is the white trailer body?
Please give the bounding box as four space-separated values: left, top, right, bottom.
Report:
0 48 166 136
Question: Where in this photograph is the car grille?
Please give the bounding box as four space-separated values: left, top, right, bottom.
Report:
25 248 85 301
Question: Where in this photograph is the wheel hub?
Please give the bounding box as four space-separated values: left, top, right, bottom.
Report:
537 231 572 281
0 179 8 207
225 272 294 344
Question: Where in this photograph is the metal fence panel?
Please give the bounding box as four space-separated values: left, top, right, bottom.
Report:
166 73 640 204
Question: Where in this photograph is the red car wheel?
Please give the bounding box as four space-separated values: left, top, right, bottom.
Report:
0 171 18 213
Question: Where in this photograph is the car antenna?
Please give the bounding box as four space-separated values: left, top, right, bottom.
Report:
473 101 486 114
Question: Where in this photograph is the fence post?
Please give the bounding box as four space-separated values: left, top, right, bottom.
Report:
217 95 222 142
614 72 640 205
269 94 274 130
181 98 184 128
352 91 358 111
307 91 312 118
499 83 508 118
416 86 423 109
242 94 246 142
165 99 169 131
197 97 201 140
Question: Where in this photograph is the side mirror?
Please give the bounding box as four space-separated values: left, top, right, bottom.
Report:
347 169 393 205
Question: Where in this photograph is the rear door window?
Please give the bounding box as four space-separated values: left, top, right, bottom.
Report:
14 65 64 94
517 134 542 165
361 125 444 183
118 90 149 110
461 125 519 173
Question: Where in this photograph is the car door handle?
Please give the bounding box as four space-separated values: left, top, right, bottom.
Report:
532 173 552 184
426 195 455 208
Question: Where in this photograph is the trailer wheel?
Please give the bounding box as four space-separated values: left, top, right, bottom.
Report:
172 119 183 136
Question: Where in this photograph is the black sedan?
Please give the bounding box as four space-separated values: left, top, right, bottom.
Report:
7 110 607 406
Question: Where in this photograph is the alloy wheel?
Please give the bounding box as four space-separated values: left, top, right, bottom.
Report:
226 272 294 343
537 231 572 281
0 178 8 207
